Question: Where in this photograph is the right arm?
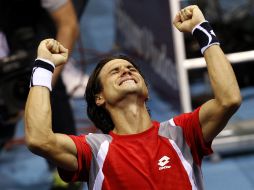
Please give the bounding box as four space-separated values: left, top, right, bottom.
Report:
25 39 78 171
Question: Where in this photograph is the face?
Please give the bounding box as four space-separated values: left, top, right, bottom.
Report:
96 59 148 106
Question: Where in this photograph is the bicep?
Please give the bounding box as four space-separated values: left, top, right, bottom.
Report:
199 99 236 142
45 133 78 171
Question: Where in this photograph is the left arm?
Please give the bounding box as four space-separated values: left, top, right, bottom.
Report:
173 5 242 143
47 0 79 85
199 46 241 142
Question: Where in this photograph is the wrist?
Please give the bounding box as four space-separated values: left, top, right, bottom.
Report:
29 58 55 91
192 21 220 54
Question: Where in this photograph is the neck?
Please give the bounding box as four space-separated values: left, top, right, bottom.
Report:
108 97 152 135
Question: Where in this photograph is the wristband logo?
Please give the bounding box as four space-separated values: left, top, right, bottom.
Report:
210 30 216 36
193 22 220 54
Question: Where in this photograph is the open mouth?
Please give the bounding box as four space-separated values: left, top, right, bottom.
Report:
119 78 137 86
120 79 136 85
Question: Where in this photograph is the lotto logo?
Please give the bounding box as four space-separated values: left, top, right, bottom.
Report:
158 156 171 170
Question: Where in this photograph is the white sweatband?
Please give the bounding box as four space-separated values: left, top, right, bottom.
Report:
29 58 55 91
192 21 220 54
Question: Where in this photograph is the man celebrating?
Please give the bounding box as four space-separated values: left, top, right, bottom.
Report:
25 5 241 190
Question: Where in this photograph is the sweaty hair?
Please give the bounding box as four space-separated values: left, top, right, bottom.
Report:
85 55 145 134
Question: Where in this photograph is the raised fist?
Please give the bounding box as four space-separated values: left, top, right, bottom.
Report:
173 5 205 33
37 39 69 67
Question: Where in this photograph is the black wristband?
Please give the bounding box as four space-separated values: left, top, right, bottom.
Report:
192 21 220 54
34 59 55 73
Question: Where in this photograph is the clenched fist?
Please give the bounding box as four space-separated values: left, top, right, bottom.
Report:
37 39 69 67
173 5 205 33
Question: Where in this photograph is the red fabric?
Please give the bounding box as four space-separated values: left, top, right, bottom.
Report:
103 123 192 190
58 135 92 182
173 107 213 166
58 108 212 189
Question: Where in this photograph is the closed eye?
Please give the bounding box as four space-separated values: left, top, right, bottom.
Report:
110 67 120 74
127 66 137 72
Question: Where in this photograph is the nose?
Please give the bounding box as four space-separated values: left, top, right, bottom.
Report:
120 66 131 76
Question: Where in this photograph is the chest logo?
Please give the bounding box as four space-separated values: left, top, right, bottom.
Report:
158 155 171 170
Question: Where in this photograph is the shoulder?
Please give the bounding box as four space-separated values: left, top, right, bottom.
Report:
86 133 112 144
85 133 113 153
173 107 201 128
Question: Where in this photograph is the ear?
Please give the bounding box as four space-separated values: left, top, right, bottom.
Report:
95 94 105 106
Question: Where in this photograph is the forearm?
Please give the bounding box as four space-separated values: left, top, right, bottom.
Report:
56 21 79 52
51 0 79 85
204 45 241 108
52 24 79 85
25 86 55 153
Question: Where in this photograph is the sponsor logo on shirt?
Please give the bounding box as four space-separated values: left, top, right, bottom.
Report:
158 155 171 170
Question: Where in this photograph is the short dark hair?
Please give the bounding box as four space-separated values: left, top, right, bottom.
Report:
85 55 145 134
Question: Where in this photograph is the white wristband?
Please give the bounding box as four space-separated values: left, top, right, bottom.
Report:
29 58 55 91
